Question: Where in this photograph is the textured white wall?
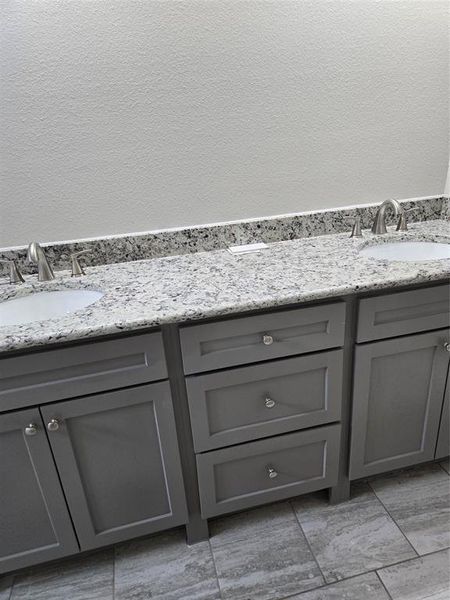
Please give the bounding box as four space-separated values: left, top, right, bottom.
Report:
445 162 450 197
1 0 448 246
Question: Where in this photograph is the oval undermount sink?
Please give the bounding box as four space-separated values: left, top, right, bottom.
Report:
360 241 450 262
0 289 104 327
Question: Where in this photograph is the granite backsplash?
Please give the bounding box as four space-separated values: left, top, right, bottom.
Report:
1 195 447 277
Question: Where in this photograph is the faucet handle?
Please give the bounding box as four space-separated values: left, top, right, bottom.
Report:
344 216 363 238
0 259 25 284
396 207 418 232
70 251 90 277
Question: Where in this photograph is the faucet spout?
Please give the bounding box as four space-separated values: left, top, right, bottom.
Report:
27 242 55 281
371 198 405 234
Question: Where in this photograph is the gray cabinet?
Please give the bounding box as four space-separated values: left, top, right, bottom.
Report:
0 409 78 574
357 284 449 342
0 332 167 412
349 330 450 479
183 302 347 518
180 303 346 373
197 424 340 517
435 369 450 460
41 382 188 550
187 350 343 451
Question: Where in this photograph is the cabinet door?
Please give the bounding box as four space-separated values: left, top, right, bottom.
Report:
435 367 450 459
0 409 78 574
41 383 188 550
350 331 450 479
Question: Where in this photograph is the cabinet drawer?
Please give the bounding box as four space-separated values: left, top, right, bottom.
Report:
197 424 340 518
187 350 343 451
180 303 346 374
357 284 450 342
0 332 167 411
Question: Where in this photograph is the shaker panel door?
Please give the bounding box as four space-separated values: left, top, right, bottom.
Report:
41 383 188 550
350 331 450 479
0 409 78 574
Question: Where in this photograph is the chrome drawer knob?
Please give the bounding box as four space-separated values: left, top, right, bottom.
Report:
47 418 60 432
262 334 274 346
24 424 37 436
444 342 450 353
267 466 278 479
265 397 276 409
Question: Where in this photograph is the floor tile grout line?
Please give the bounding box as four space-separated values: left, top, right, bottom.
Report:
289 500 327 585
276 569 390 600
374 546 450 576
367 480 420 558
276 547 450 600
375 570 394 600
208 539 224 600
416 543 450 557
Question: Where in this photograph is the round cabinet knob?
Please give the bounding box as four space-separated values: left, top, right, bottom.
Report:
444 342 450 353
262 334 274 346
24 424 38 436
267 466 278 479
47 418 60 432
265 397 276 409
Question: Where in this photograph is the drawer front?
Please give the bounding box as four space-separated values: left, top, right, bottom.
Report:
187 350 343 451
197 424 340 518
0 332 167 411
180 303 346 374
357 284 450 342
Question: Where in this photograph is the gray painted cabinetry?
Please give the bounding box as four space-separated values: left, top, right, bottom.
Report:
40 383 188 550
0 332 167 411
349 331 450 479
180 303 346 373
186 350 343 451
181 302 347 518
0 409 78 573
197 424 340 517
436 373 450 459
0 335 188 574
350 285 450 480
1 282 449 575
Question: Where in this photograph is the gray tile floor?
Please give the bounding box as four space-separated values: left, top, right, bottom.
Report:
2 461 449 600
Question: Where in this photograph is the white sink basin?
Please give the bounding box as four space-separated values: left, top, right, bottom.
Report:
0 289 104 327
360 241 450 262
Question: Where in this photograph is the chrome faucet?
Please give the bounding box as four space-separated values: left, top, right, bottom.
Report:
371 199 406 234
27 242 55 281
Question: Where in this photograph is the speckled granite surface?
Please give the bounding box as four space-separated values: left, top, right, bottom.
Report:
0 220 449 354
0 196 445 277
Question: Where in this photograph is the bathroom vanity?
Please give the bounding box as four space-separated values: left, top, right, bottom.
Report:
1 281 448 575
0 215 449 575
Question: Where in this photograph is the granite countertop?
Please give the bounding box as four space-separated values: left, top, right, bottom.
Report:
0 220 449 354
